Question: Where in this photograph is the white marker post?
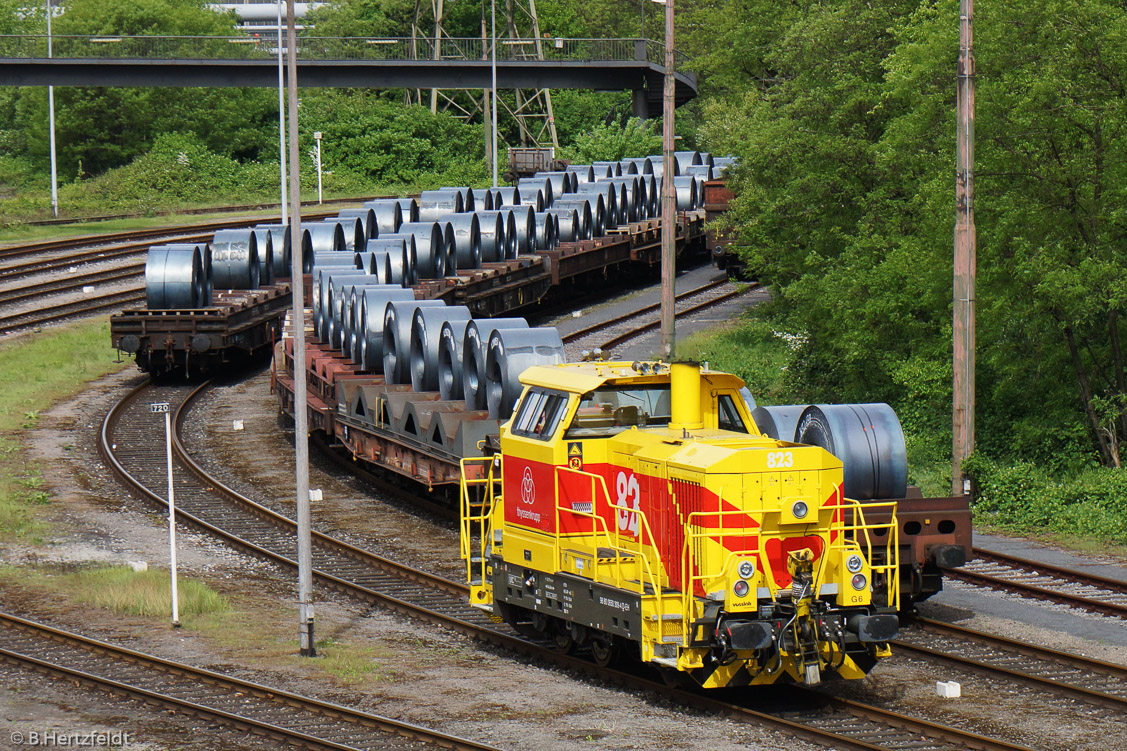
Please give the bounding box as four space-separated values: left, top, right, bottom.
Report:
313 131 323 204
151 402 180 628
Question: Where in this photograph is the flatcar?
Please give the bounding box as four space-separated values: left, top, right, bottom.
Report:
460 360 902 688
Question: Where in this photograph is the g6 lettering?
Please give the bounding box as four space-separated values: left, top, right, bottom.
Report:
615 470 640 536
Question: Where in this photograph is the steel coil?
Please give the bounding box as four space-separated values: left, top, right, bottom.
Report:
674 150 703 173
517 176 553 207
514 185 545 212
377 233 419 286
462 318 528 410
673 176 700 210
250 227 275 286
713 156 737 176
509 205 536 255
566 164 596 184
382 299 447 384
475 211 508 263
438 318 473 400
418 189 464 222
441 186 478 212
555 196 604 238
363 199 404 236
330 217 366 252
312 251 358 270
398 221 447 279
315 269 367 340
441 213 481 270
620 157 652 175
534 212 559 250
538 171 577 199
591 161 619 178
608 177 642 222
200 245 213 305
340 280 383 358
307 222 346 254
795 404 908 500
751 405 808 443
295 226 314 273
357 287 416 370
551 201 592 240
326 272 374 348
546 208 579 242
395 197 420 224
578 182 619 228
256 224 292 278
210 229 260 290
685 164 715 181
489 187 520 208
364 238 409 286
410 305 472 392
355 250 392 283
484 327 565 420
337 208 378 243
699 152 715 168
647 155 678 178
145 244 205 310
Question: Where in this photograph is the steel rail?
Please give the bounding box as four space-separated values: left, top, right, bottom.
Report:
896 617 1127 712
0 264 144 306
949 553 1127 620
0 209 340 261
560 278 736 343
19 195 365 228
0 288 145 332
0 611 503 751
595 286 750 352
96 380 1038 751
972 546 1127 594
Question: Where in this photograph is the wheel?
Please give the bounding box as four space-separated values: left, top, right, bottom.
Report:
589 634 616 667
549 621 576 655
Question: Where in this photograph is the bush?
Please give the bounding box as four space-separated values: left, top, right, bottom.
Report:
965 453 1127 542
560 117 662 163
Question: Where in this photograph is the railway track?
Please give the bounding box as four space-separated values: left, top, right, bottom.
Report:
0 288 146 333
561 278 753 352
0 611 502 751
97 379 1040 751
16 195 364 228
895 617 1127 712
948 547 1127 619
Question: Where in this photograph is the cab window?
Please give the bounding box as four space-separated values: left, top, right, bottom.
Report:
565 385 672 438
717 394 748 433
512 389 568 440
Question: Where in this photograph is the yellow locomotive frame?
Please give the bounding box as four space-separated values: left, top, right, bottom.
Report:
461 360 900 688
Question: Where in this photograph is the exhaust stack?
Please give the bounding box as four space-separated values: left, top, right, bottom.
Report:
669 361 704 430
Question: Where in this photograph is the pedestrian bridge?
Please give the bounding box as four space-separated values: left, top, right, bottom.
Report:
0 35 697 116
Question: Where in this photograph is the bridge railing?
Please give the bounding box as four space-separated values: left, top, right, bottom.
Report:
0 35 690 68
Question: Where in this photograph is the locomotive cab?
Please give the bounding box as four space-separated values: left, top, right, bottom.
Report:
461 360 900 688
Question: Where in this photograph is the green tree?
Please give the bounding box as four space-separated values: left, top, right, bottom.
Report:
13 0 277 177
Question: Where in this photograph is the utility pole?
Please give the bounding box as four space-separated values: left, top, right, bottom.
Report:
285 0 315 658
276 1 288 225
659 0 676 359
46 0 58 218
952 0 976 496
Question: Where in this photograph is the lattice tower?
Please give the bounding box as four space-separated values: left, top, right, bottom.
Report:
408 0 559 149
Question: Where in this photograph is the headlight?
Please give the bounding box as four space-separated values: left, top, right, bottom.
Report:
737 560 756 579
792 501 808 519
733 580 750 597
851 573 868 591
846 554 864 573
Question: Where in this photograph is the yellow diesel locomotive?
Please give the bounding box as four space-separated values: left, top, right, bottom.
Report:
460 360 900 688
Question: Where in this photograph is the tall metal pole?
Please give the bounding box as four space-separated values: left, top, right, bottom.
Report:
163 408 180 628
491 0 499 188
286 0 316 658
952 0 976 496
46 0 58 218
659 0 676 359
276 1 288 225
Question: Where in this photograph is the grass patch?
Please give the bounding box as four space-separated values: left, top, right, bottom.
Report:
0 317 129 539
676 314 799 406
312 637 396 686
0 563 230 619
